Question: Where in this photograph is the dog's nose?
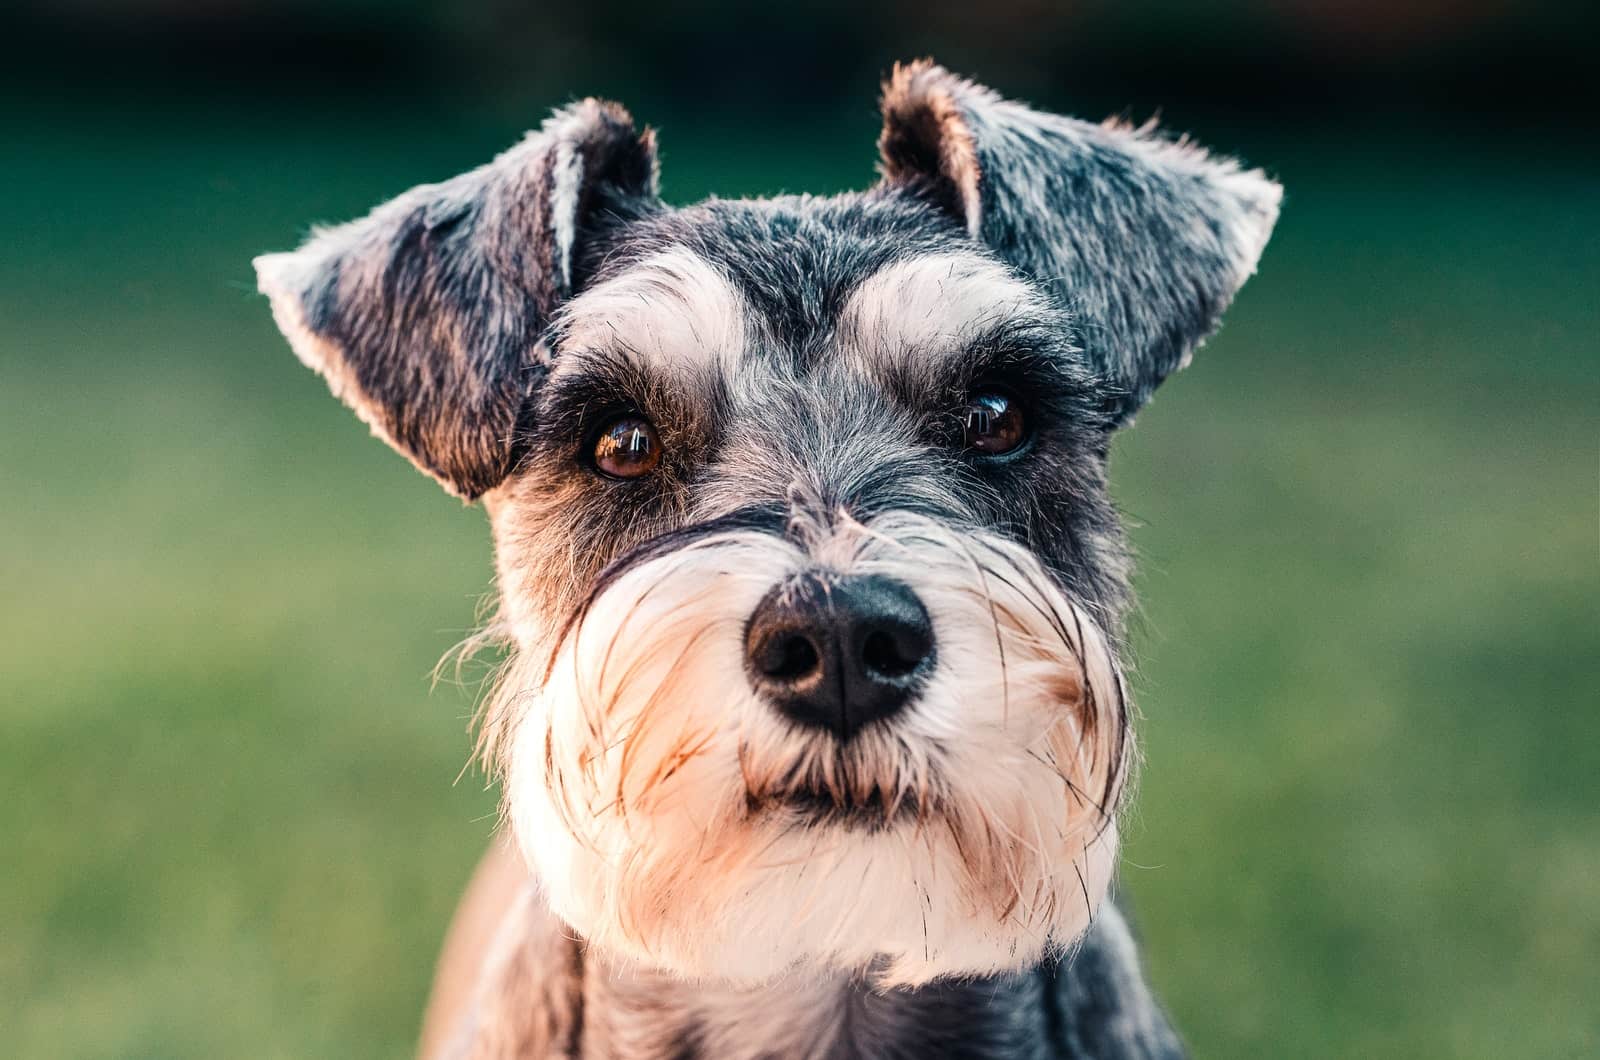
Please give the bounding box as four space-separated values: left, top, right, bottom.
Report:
744 573 935 739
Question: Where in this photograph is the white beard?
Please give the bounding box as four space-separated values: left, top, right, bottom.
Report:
498 511 1129 987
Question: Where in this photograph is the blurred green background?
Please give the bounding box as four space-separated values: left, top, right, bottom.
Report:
3 2 1597 1057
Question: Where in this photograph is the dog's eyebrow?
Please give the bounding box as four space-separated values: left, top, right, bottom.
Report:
836 252 1049 367
552 247 749 380
835 252 1090 412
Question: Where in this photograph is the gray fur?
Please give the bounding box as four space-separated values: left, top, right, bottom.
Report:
256 61 1283 1059
879 60 1281 423
255 99 659 499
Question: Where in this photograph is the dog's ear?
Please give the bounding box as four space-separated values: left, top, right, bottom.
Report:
255 100 659 499
878 61 1280 424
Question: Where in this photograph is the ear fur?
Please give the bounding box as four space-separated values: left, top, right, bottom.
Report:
879 60 1281 423
255 100 658 499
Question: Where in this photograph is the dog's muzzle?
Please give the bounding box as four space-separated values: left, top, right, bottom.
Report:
498 512 1129 985
744 573 935 740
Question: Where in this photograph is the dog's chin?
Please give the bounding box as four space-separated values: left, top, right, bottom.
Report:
511 775 1120 987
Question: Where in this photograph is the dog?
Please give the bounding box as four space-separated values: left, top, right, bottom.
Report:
256 60 1279 1058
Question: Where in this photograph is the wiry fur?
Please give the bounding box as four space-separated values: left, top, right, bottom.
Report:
879 59 1281 423
498 510 1126 985
256 60 1281 1059
254 99 658 499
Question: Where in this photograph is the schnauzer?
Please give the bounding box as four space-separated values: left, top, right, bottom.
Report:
256 61 1279 1059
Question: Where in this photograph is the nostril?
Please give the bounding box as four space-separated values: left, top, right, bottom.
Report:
861 628 924 680
745 573 933 740
760 631 821 682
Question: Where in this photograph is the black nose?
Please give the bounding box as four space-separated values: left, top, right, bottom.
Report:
744 573 935 739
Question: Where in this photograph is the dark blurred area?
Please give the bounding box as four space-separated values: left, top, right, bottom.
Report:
9 0 1599 127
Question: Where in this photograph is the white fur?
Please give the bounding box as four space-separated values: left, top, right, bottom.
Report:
837 253 1041 369
501 511 1127 987
550 137 582 293
553 248 748 381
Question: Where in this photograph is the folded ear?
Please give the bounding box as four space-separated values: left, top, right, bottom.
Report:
879 61 1281 424
255 100 659 499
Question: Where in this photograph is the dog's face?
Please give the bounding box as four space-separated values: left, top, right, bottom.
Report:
257 63 1279 986
487 214 1134 985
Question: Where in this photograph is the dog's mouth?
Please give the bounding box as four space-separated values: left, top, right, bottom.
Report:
745 782 927 832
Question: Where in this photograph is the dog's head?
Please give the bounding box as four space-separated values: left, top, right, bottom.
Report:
257 62 1278 986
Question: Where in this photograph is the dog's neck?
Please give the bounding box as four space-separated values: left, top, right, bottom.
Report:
453 889 1184 1059
584 956 1040 1058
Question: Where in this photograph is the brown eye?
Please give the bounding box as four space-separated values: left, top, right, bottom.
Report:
592 415 662 478
962 389 1027 456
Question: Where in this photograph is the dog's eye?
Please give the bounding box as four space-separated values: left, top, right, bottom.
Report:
962 388 1027 456
592 415 662 479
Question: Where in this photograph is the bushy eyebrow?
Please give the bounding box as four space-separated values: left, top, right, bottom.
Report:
552 247 749 378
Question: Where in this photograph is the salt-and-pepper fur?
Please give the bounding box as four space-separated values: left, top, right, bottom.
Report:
256 60 1280 1058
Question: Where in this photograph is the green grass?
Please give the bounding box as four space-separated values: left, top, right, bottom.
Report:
3 101 1596 1058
